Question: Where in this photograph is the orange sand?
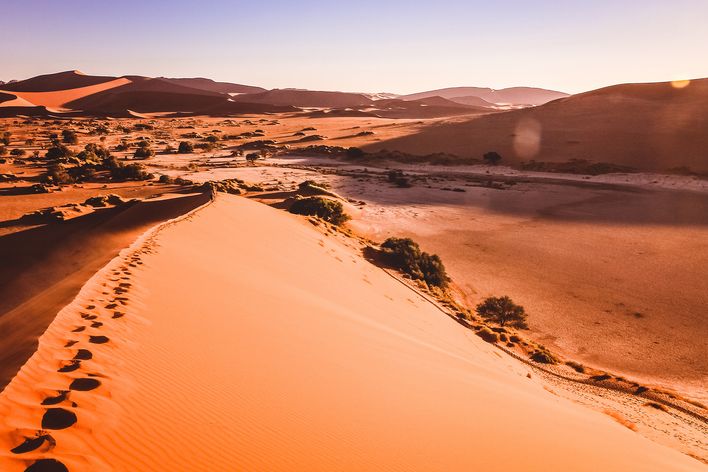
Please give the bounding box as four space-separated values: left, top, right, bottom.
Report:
0 194 702 471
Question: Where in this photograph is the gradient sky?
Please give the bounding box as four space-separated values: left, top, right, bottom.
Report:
3 0 707 94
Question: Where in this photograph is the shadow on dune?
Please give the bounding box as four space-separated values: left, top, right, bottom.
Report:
0 191 211 392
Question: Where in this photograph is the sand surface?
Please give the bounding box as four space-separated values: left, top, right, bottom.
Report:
0 194 703 471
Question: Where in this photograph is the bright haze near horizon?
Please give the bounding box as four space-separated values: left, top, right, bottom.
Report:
2 0 708 94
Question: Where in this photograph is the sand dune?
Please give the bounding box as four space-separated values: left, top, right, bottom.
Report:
0 192 211 391
370 78 708 172
159 77 266 94
401 86 569 106
2 71 117 93
0 194 702 471
232 89 374 108
4 78 132 110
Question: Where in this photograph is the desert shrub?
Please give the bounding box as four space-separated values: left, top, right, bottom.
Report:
25 138 35 145
380 237 449 288
483 151 502 165
62 129 79 144
158 174 174 184
1 131 11 145
346 147 365 158
133 147 155 159
136 140 150 148
476 327 499 343
10 148 26 156
386 170 411 188
84 194 126 207
104 157 151 181
178 141 194 153
204 135 219 143
0 145 6 156
475 296 528 329
83 143 111 159
566 361 585 373
115 141 129 152
530 347 558 364
45 163 74 184
45 145 74 160
289 196 350 226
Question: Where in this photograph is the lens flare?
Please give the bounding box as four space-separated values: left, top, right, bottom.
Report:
671 79 691 89
513 118 542 159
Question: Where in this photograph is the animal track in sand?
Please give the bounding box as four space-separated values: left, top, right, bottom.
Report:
90 321 103 328
41 408 77 430
41 391 69 406
70 326 85 333
69 378 101 391
24 458 68 472
89 335 109 344
63 340 78 348
85 305 96 310
105 303 118 309
57 361 81 373
11 433 55 454
112 312 125 319
80 313 97 320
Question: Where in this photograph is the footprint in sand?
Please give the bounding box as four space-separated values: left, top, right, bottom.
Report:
57 361 81 373
85 305 96 310
105 303 118 310
89 335 109 344
71 326 85 333
80 313 98 320
11 433 55 454
41 408 77 430
73 349 92 360
112 311 125 319
41 391 69 406
25 458 68 472
64 340 78 348
69 378 101 391
90 321 103 328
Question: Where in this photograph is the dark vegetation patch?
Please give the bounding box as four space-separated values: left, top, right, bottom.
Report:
289 196 350 225
378 237 449 288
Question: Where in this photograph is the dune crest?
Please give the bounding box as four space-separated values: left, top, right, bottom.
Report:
0 194 702 471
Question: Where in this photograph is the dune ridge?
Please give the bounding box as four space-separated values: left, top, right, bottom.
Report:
0 193 704 471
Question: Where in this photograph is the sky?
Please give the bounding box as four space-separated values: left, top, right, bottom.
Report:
2 0 708 94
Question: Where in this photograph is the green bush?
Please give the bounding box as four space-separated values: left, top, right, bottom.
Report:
380 237 449 288
476 327 499 343
104 157 152 181
289 196 350 226
475 296 528 329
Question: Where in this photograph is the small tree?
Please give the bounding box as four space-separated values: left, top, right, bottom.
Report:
483 151 502 166
475 296 528 328
1 131 11 145
178 141 194 153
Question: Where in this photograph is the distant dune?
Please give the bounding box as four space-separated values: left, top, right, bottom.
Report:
401 86 569 106
1 70 117 93
369 78 708 173
231 89 374 108
159 77 266 95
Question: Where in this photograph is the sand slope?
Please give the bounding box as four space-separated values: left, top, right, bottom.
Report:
0 194 702 471
373 78 708 172
401 86 569 105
